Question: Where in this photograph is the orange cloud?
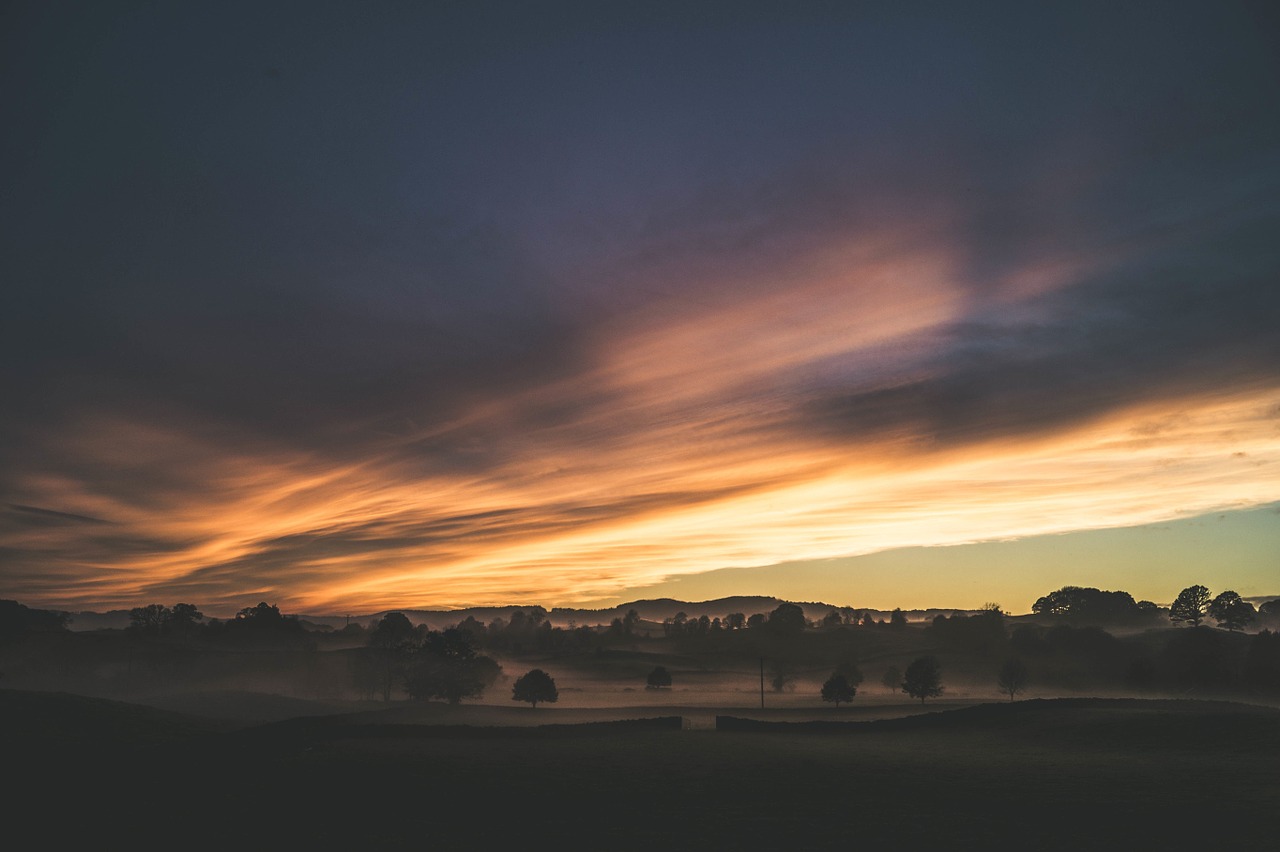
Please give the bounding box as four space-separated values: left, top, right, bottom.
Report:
3 227 1276 616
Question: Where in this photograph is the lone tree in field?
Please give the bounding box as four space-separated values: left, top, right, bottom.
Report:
512 668 559 708
996 657 1029 702
1207 590 1257 632
1170 585 1211 626
881 665 902 693
646 665 673 689
834 659 864 691
902 656 944 704
821 673 856 709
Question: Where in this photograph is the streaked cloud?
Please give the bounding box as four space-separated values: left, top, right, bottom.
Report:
1 1 1276 614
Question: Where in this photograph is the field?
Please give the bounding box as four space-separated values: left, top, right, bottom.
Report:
6 686 1277 850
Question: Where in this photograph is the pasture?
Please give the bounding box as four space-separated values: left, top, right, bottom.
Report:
6 688 1276 850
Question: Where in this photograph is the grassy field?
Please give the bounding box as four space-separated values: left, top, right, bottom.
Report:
6 688 1276 850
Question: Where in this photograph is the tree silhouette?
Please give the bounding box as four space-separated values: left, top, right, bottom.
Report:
1030 586 1153 625
646 665 672 689
128 604 172 636
405 627 501 704
770 662 797 693
889 608 907 628
169 603 203 635
1244 630 1280 692
367 612 416 702
881 665 902 693
236 601 286 624
1161 625 1233 688
1207 591 1257 632
821 673 856 708
996 657 1029 701
902 656 944 703
834 659 864 691
1170 585 1211 627
766 603 807 636
512 668 558 707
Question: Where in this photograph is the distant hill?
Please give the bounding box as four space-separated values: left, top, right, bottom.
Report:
62 597 992 632
65 609 133 631
0 688 233 752
334 597 983 630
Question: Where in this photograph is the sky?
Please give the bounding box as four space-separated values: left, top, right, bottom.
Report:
2 0 1278 618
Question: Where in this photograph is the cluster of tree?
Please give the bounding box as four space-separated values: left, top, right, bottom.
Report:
659 603 916 639
661 603 825 638
606 609 643 639
816 608 907 629
927 606 1007 655
1031 586 1164 626
1010 623 1131 689
364 610 558 707
819 659 865 708
446 608 607 656
1031 583 1273 634
1145 625 1280 693
121 600 315 649
1169 585 1258 631
357 611 559 706
1009 619 1280 696
662 611 726 637
127 603 204 637
819 656 949 707
357 612 502 703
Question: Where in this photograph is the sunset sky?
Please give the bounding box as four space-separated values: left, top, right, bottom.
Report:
3 1 1277 618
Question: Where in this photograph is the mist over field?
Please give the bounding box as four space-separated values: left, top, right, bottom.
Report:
5 592 1280 849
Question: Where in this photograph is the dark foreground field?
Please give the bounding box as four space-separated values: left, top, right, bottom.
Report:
5 689 1277 850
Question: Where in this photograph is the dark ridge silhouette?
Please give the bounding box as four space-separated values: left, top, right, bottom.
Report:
0 687 234 752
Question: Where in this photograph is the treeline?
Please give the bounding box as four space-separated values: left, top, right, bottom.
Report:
924 583 1280 698
1030 583 1273 631
3 583 1279 705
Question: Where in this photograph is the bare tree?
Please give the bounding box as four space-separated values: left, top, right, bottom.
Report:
996 657 1029 701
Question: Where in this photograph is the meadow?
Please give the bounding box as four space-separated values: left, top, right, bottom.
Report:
4 598 1278 849
6 686 1277 850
